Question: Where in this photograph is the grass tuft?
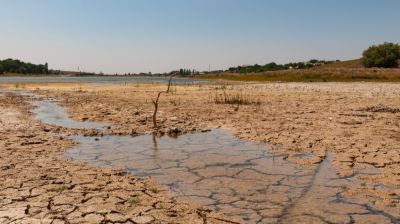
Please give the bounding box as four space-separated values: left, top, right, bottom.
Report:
340 184 348 190
149 187 160 194
212 90 261 106
128 196 141 205
53 186 67 193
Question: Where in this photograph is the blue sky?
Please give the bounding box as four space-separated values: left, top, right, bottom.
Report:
1 0 399 73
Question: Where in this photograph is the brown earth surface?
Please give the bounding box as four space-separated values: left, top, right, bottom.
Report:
0 92 238 224
1 81 400 223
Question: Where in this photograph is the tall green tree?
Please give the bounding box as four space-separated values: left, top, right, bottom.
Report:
362 42 400 68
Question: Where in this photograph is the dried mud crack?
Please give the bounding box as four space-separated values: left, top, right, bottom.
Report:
0 93 236 224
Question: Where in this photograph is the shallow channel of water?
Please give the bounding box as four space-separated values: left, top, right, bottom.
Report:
14 92 398 224
31 100 108 129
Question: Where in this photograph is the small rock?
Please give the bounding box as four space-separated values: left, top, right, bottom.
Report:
201 128 211 133
168 127 181 134
83 213 104 223
157 130 165 137
105 213 129 222
131 216 154 224
138 118 146 124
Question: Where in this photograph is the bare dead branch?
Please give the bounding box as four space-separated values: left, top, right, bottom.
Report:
151 72 178 129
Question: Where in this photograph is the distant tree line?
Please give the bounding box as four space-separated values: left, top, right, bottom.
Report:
0 58 49 74
179 68 200 76
227 60 337 74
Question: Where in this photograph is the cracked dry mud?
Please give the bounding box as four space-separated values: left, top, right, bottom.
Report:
0 93 236 224
1 81 400 224
67 131 399 223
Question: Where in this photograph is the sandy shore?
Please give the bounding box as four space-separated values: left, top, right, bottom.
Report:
1 81 399 223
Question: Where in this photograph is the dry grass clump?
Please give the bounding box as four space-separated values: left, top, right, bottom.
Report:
14 83 27 89
212 90 261 105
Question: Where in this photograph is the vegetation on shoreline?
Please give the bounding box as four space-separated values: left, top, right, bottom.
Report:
0 58 104 76
0 58 49 75
226 59 337 73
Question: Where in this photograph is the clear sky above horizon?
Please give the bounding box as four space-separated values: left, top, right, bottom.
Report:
1 0 400 74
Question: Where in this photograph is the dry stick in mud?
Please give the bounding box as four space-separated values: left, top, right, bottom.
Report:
151 74 176 129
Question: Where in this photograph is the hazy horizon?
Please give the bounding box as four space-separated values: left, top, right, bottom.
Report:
1 0 400 74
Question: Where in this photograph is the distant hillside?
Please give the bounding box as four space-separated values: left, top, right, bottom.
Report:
200 59 400 82
320 58 400 69
319 59 363 69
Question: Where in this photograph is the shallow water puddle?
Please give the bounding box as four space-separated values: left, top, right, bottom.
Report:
65 132 397 223
66 131 313 223
31 101 107 129
20 93 398 223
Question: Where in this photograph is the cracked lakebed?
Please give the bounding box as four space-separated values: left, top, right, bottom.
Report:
0 92 237 224
25 93 400 223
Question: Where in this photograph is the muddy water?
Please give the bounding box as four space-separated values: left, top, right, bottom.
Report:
24 94 398 223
